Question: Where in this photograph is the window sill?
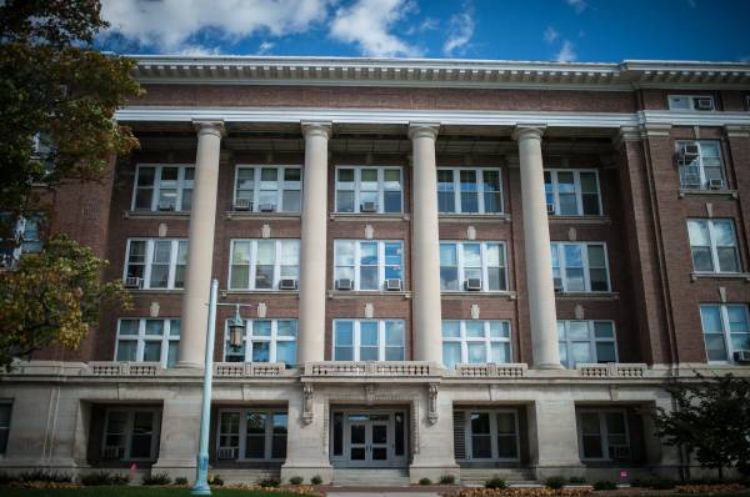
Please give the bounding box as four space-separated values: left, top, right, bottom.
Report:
690 272 750 282
328 290 412 299
330 213 410 222
125 289 184 294
439 213 510 223
123 210 190 219
222 289 299 297
549 215 611 225
555 291 619 301
679 189 738 199
441 291 516 300
225 211 301 220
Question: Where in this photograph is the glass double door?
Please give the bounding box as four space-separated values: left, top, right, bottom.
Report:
333 410 407 467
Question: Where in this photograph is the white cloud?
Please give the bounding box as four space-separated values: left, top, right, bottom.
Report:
329 0 422 57
443 5 475 57
257 41 275 55
100 0 330 52
543 26 559 44
566 0 587 14
177 45 223 56
556 40 576 63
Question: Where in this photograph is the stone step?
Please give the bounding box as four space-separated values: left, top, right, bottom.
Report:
458 467 537 484
332 468 411 486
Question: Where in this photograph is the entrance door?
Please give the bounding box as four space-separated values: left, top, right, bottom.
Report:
369 415 389 463
332 410 407 468
348 420 368 462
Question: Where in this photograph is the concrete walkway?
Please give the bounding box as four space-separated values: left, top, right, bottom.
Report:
328 493 441 497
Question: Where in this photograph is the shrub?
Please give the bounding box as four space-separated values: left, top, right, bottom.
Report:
258 477 280 487
142 473 172 486
439 474 456 485
419 477 432 485
646 477 677 490
546 476 566 489
174 477 188 486
569 476 587 484
289 476 304 485
485 477 508 489
17 470 72 483
80 471 128 486
677 483 746 494
310 475 323 485
593 481 617 491
208 474 223 486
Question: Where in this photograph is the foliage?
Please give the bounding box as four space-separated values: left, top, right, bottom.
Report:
546 477 567 490
444 488 594 497
208 474 224 487
440 474 457 485
141 473 171 486
631 477 677 490
257 477 280 488
288 476 303 485
568 477 587 484
0 488 329 496
485 477 508 489
309 475 322 485
592 481 617 491
80 471 128 486
419 477 432 485
0 234 131 367
654 374 750 480
173 477 187 486
15 471 72 483
677 484 747 494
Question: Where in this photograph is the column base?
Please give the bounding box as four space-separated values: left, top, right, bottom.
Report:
534 362 565 370
280 463 333 485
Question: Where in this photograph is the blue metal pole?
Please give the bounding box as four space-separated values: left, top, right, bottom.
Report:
192 278 218 496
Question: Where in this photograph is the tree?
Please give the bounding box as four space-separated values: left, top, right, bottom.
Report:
653 373 750 480
0 0 140 367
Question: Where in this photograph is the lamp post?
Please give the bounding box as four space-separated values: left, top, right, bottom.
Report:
192 278 252 496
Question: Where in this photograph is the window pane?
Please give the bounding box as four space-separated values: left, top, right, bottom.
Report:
440 244 459 290
167 342 178 367
688 220 710 246
705 334 728 361
254 321 272 337
337 190 354 212
442 342 461 368
596 343 616 363
116 341 137 361
700 305 723 334
442 321 461 338
119 320 139 335
727 306 749 332
437 170 455 213
593 322 614 338
460 170 479 213
276 341 296 366
137 167 155 186
482 170 502 213
490 343 510 363
571 342 592 364
251 341 270 362
386 321 405 345
467 343 486 363
717 247 739 273
466 321 484 338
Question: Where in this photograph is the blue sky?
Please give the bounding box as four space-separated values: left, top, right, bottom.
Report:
97 0 750 62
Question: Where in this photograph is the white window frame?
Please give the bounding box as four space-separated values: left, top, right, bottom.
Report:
131 164 194 212
101 407 161 462
332 319 406 361
334 166 404 214
456 408 521 462
675 141 726 190
437 167 504 214
544 169 603 216
333 240 404 291
0 213 43 265
123 239 187 290
700 303 750 363
216 408 288 462
668 95 716 111
439 241 508 292
550 242 611 293
441 320 512 367
0 401 11 456
233 165 303 213
228 239 301 291
223 319 298 366
687 219 741 274
577 409 630 462
557 320 618 368
114 318 181 368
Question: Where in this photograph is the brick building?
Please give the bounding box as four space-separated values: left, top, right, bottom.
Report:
1 56 750 485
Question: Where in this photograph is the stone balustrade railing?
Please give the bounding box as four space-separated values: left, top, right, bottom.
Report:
577 363 647 378
304 361 434 377
455 363 528 377
83 362 161 377
213 362 287 377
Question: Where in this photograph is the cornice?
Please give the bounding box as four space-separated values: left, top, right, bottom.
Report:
129 55 750 90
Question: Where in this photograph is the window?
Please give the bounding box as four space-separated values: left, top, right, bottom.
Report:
101 408 161 461
332 320 406 361
550 242 610 292
335 166 403 214
132 165 194 212
224 319 297 367
216 408 287 461
437 168 503 214
700 304 750 362
115 319 181 368
668 95 715 111
687 219 740 274
577 410 630 461
229 239 300 291
676 141 726 190
544 170 602 216
454 409 519 461
124 239 187 289
557 321 617 368
442 321 512 369
234 166 302 213
0 213 43 266
334 240 404 291
0 402 11 455
439 242 507 292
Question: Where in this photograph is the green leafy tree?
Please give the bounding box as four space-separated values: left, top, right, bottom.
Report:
653 373 750 479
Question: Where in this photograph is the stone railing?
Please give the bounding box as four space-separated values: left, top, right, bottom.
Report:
83 362 162 377
455 363 528 378
213 362 287 377
577 363 648 378
305 361 434 377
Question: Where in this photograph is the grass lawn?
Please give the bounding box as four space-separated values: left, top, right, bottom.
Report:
0 488 309 497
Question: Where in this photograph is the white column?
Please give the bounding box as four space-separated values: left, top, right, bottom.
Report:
297 122 331 365
513 126 561 369
409 123 443 364
178 121 224 368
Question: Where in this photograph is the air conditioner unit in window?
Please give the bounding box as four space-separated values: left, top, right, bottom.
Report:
553 278 563 292
385 278 402 291
546 203 556 215
124 276 143 289
360 201 377 213
234 198 251 211
611 446 631 460
708 178 725 190
335 278 354 291
694 97 714 111
279 278 298 290
157 200 176 211
733 350 750 363
679 144 700 162
258 203 276 212
464 278 482 291
217 447 238 460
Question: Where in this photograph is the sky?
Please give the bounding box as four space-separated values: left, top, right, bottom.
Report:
96 0 750 63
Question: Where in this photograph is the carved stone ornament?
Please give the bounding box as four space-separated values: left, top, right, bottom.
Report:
427 384 439 425
302 384 314 425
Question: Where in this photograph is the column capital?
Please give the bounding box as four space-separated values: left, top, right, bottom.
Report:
301 121 332 139
193 120 225 138
512 125 546 142
408 122 440 140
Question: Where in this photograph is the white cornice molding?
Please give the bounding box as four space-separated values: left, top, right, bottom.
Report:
129 55 750 90
114 106 750 129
